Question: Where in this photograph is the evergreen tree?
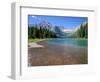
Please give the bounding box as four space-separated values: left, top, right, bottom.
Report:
28 25 58 39
77 23 88 38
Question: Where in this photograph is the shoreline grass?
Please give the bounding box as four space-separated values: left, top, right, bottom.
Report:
28 37 87 43
28 38 48 43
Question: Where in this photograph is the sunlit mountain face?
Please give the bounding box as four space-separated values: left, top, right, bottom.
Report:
39 21 53 30
29 21 53 30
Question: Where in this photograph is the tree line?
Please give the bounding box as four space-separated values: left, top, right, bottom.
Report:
28 26 57 39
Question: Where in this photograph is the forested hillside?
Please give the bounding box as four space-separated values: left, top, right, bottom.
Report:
76 23 88 38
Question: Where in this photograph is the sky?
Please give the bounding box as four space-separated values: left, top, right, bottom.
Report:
28 15 88 29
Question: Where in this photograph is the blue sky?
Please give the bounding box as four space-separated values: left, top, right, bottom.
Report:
28 15 88 29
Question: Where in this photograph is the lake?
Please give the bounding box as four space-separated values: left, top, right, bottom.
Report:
28 38 88 66
47 38 88 47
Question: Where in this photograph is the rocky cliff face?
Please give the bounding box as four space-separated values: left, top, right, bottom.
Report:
38 21 52 30
54 26 65 37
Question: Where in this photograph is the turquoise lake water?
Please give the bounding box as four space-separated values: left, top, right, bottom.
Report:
47 38 88 47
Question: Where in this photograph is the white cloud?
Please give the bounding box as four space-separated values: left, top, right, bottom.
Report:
32 15 41 21
31 16 37 18
31 16 41 21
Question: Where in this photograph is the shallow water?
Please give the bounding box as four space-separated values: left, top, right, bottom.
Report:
28 40 88 66
47 38 88 47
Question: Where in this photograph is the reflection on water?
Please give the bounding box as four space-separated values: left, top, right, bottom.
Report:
47 38 87 47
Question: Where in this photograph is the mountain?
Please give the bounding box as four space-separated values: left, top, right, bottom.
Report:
63 22 88 38
28 21 65 37
39 21 53 30
29 21 53 30
54 26 65 37
38 21 65 37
